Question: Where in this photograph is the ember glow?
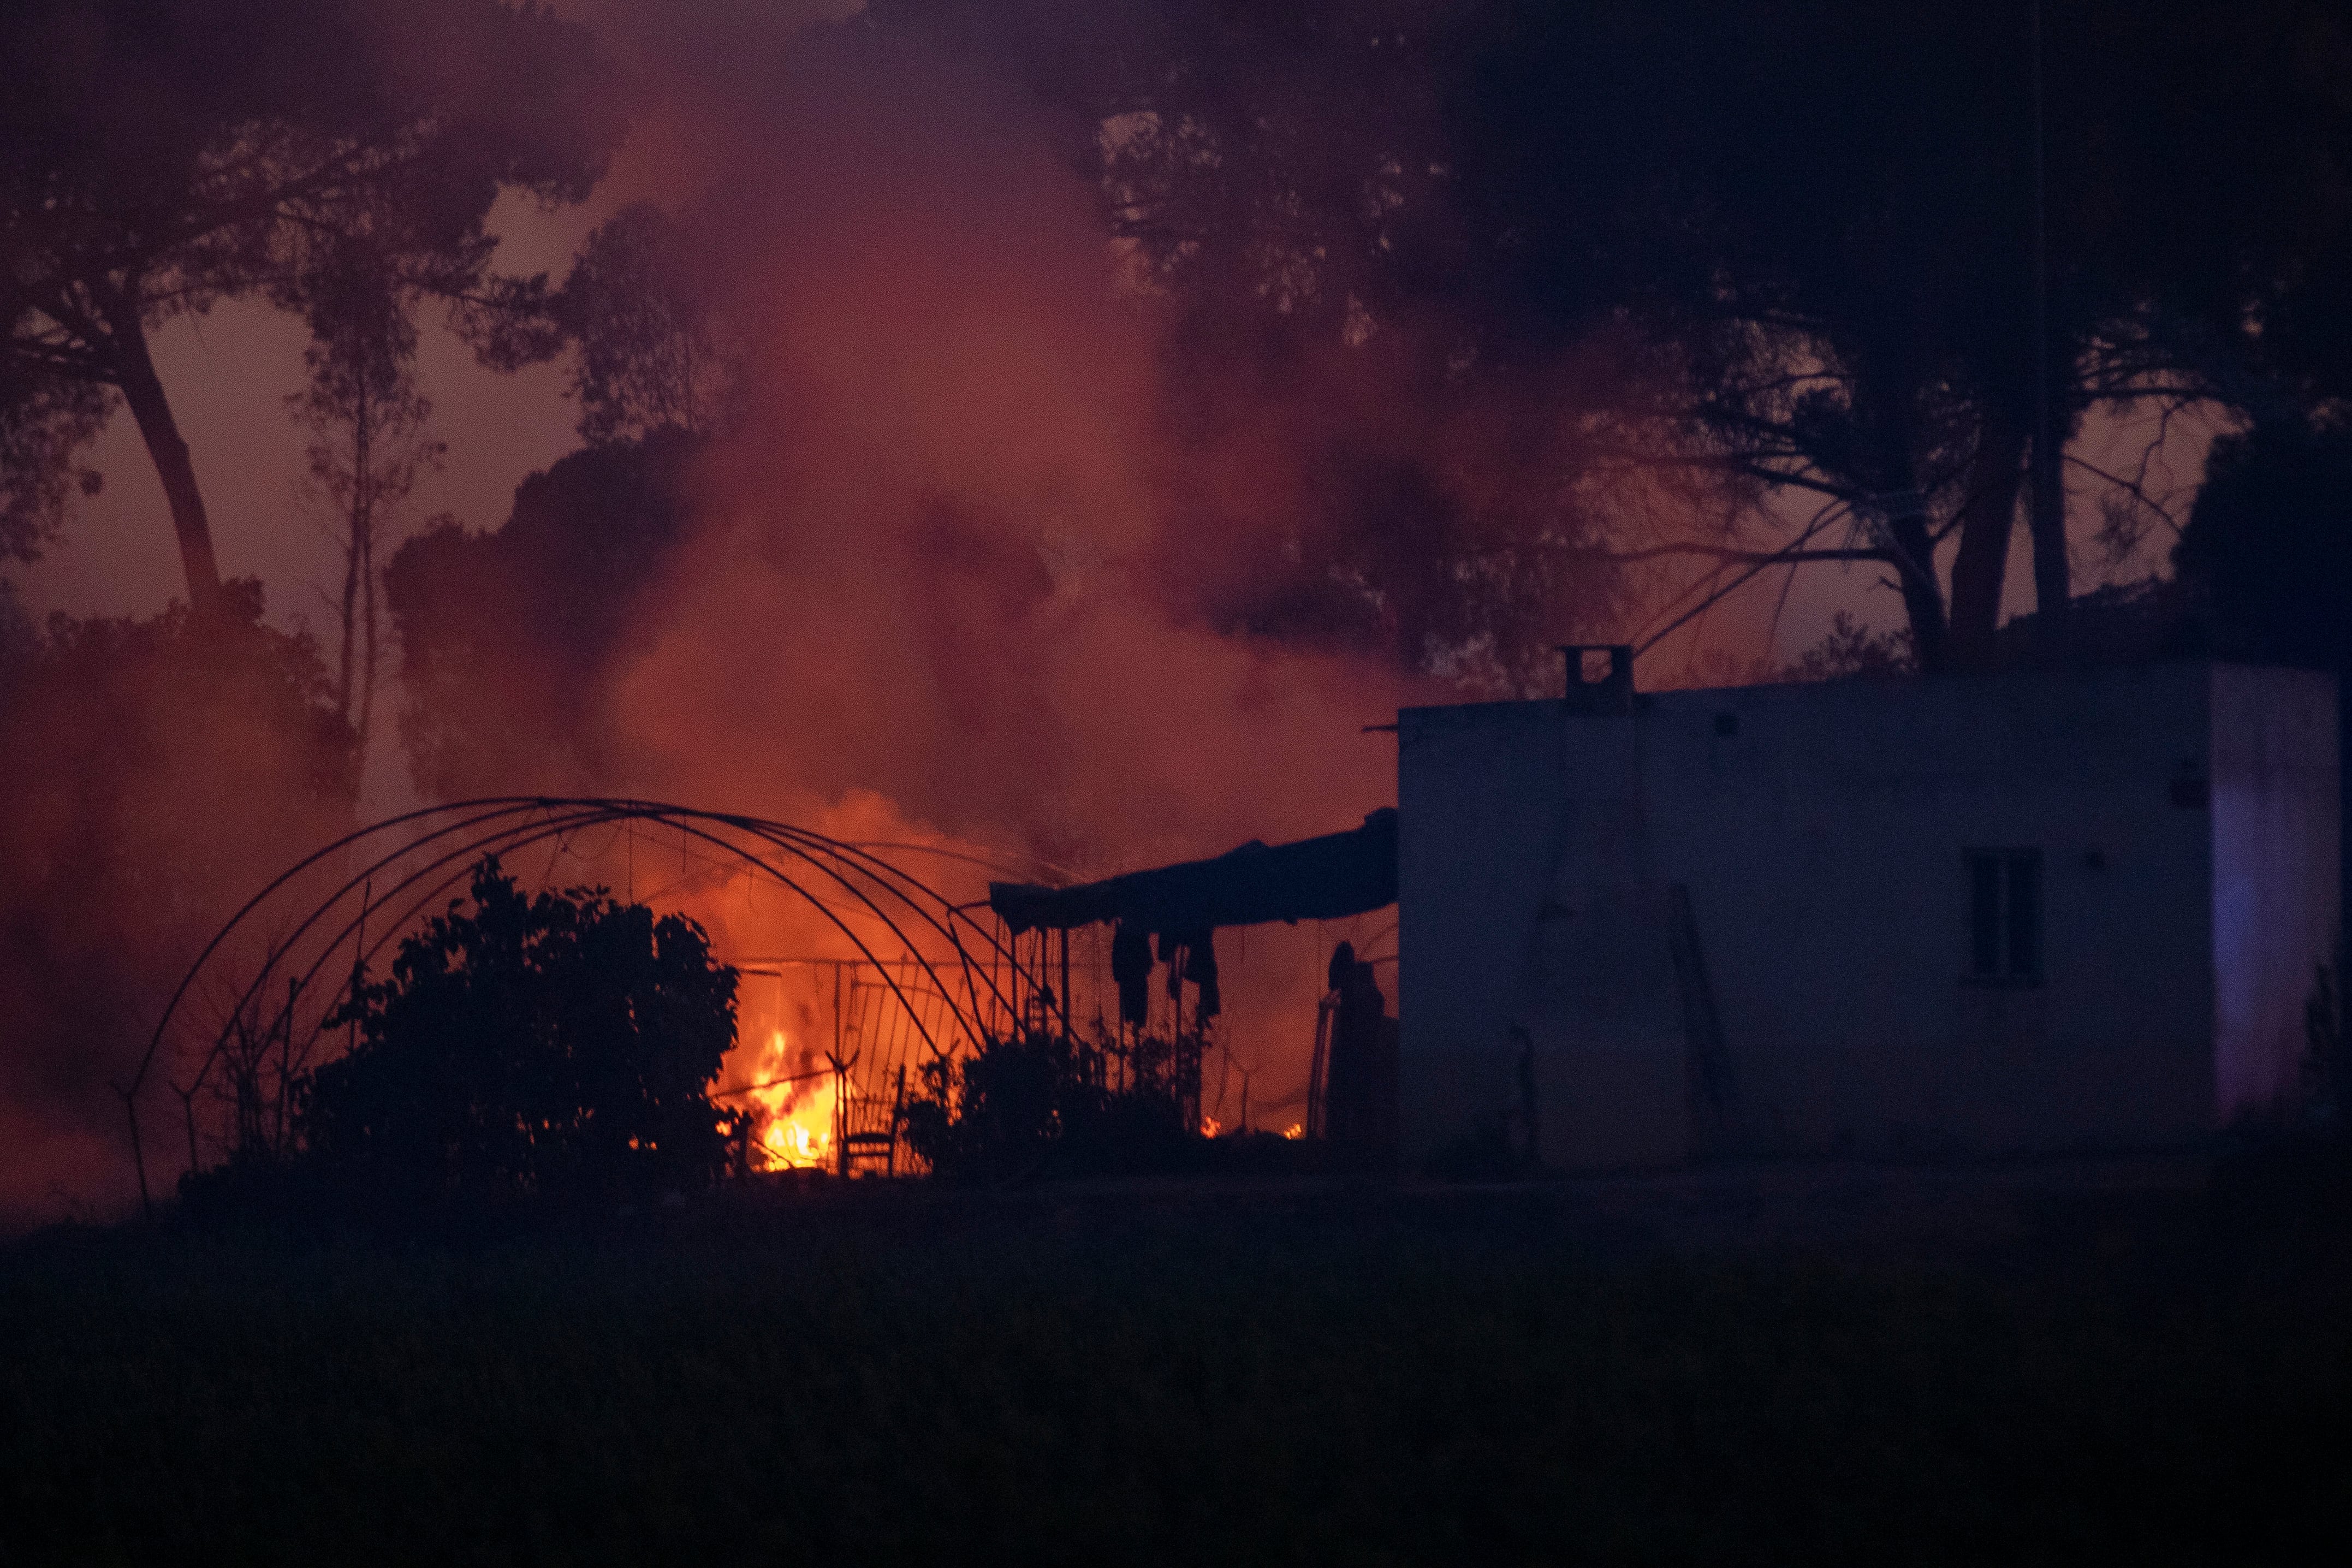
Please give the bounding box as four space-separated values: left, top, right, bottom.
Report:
619 789 1386 1179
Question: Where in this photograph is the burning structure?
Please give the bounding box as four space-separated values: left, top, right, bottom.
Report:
135 798 1406 1202
1397 651 2343 1168
989 810 1401 1162
131 800 1082 1204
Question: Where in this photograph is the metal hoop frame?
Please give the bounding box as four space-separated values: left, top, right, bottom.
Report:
122 797 1057 1217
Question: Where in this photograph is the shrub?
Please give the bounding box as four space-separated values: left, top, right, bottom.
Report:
901 1027 1201 1183
296 857 741 1211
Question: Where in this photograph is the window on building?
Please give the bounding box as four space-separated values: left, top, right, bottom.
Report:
1965 849 2042 984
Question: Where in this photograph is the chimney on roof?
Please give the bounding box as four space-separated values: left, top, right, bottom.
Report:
1557 644 1636 714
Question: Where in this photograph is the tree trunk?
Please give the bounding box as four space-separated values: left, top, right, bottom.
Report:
103 295 225 621
358 489 378 783
336 391 370 737
2027 415 2070 656
1945 405 2032 670
1853 368 1947 673
1883 495 1948 675
2026 0 2069 660
336 524 360 724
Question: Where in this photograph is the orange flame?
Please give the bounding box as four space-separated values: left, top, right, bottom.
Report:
744 1027 835 1171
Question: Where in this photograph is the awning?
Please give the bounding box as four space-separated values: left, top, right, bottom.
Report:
988 808 1397 935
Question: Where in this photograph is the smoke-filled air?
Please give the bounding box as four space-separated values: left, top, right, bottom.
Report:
7 0 2343 1223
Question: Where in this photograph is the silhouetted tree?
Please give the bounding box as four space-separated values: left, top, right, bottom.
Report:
1465 3 2041 668
1 0 619 617
2175 419 2352 673
556 201 738 443
1444 0 2352 670
0 363 108 567
287 240 445 777
303 857 740 1208
385 429 702 797
878 0 2352 675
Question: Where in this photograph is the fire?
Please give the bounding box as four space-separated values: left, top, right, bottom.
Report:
1202 1118 1305 1141
743 1027 835 1171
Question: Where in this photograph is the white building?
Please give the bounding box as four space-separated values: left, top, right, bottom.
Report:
1397 653 2341 1168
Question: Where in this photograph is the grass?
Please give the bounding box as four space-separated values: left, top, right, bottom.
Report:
4 1154 2350 1565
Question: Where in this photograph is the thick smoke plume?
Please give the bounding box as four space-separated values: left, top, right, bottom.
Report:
384 18 1521 1150
572 26 1441 1129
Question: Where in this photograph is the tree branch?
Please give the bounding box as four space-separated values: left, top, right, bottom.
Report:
2065 452 2187 538
1596 543 1887 566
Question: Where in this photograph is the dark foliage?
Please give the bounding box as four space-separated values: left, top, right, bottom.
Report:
295 857 740 1211
1985 577 2206 670
385 429 702 795
3 0 622 612
901 1026 1202 1182
1783 612 1916 684
872 0 2352 675
555 201 736 443
0 363 107 565
2176 418 2352 672
1440 0 2352 668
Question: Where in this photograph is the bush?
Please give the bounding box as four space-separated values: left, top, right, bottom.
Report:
901 1027 1202 1183
294 857 741 1213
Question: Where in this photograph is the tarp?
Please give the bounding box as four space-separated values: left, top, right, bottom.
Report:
989 809 1397 935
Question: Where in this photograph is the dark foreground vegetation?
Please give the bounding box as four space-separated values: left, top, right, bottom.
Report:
6 1145 2350 1565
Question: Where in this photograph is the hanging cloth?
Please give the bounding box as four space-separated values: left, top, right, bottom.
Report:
1111 919 1154 1028
1180 928 1220 1020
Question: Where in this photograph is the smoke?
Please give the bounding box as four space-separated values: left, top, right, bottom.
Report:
397 10 1739 1154
0 5 1676 1221
0 590 357 1228
449 19 1452 1135
571 17 1652 831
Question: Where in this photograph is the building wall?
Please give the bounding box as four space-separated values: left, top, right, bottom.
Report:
1398 698 1693 1168
2210 665 2341 1120
1641 665 2217 1157
1398 700 1579 1162
1397 664 2305 1167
